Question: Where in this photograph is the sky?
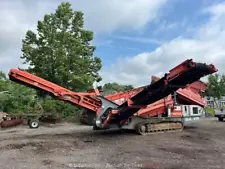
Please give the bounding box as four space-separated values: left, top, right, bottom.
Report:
0 0 225 88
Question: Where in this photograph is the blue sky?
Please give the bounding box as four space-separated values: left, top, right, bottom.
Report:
95 0 219 66
0 0 225 87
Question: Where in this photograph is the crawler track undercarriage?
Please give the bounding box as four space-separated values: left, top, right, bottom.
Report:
134 121 184 135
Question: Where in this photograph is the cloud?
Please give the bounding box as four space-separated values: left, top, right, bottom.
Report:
112 36 165 45
100 2 225 87
153 20 178 35
0 0 168 74
202 1 225 16
77 0 168 34
0 1 42 74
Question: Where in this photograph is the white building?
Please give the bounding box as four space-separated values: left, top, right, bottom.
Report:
205 96 225 108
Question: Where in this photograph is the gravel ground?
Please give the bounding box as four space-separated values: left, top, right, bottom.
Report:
0 118 225 169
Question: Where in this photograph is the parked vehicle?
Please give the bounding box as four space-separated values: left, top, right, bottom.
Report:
214 108 225 121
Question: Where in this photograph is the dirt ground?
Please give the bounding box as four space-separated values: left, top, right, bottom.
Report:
0 118 225 169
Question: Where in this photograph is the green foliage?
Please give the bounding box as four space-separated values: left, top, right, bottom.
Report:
0 2 135 121
40 95 81 118
0 71 8 91
101 82 134 95
0 71 38 114
204 107 215 116
205 73 225 100
0 71 81 119
4 1 103 120
21 2 102 92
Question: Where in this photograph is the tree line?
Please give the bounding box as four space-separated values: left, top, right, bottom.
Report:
204 73 225 104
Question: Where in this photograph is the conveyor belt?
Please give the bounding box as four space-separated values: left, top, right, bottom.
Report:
114 60 216 121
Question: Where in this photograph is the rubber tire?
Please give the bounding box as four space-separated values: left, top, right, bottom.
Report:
218 117 224 122
29 119 40 129
135 122 147 135
93 125 101 130
87 112 96 126
80 111 96 126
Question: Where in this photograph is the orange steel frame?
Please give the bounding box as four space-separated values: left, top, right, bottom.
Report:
105 80 207 106
105 86 145 104
8 59 217 123
103 77 208 118
9 69 102 112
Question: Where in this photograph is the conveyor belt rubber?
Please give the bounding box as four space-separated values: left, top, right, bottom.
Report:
115 61 216 121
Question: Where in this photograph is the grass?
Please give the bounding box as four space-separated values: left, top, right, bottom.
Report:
205 107 215 116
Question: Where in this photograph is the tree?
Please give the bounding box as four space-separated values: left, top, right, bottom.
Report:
205 73 225 106
220 74 225 95
123 85 134 91
40 96 81 118
0 72 38 113
21 2 102 92
0 71 7 91
102 82 134 95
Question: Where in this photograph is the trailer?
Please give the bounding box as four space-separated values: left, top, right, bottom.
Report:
8 59 217 135
0 113 42 129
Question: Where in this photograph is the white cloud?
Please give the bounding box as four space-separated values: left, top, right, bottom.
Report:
100 2 225 87
153 20 178 35
112 35 165 45
78 0 168 34
0 0 168 74
202 1 225 16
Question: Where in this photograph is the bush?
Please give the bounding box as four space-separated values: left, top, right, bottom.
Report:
40 96 82 120
204 107 215 116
